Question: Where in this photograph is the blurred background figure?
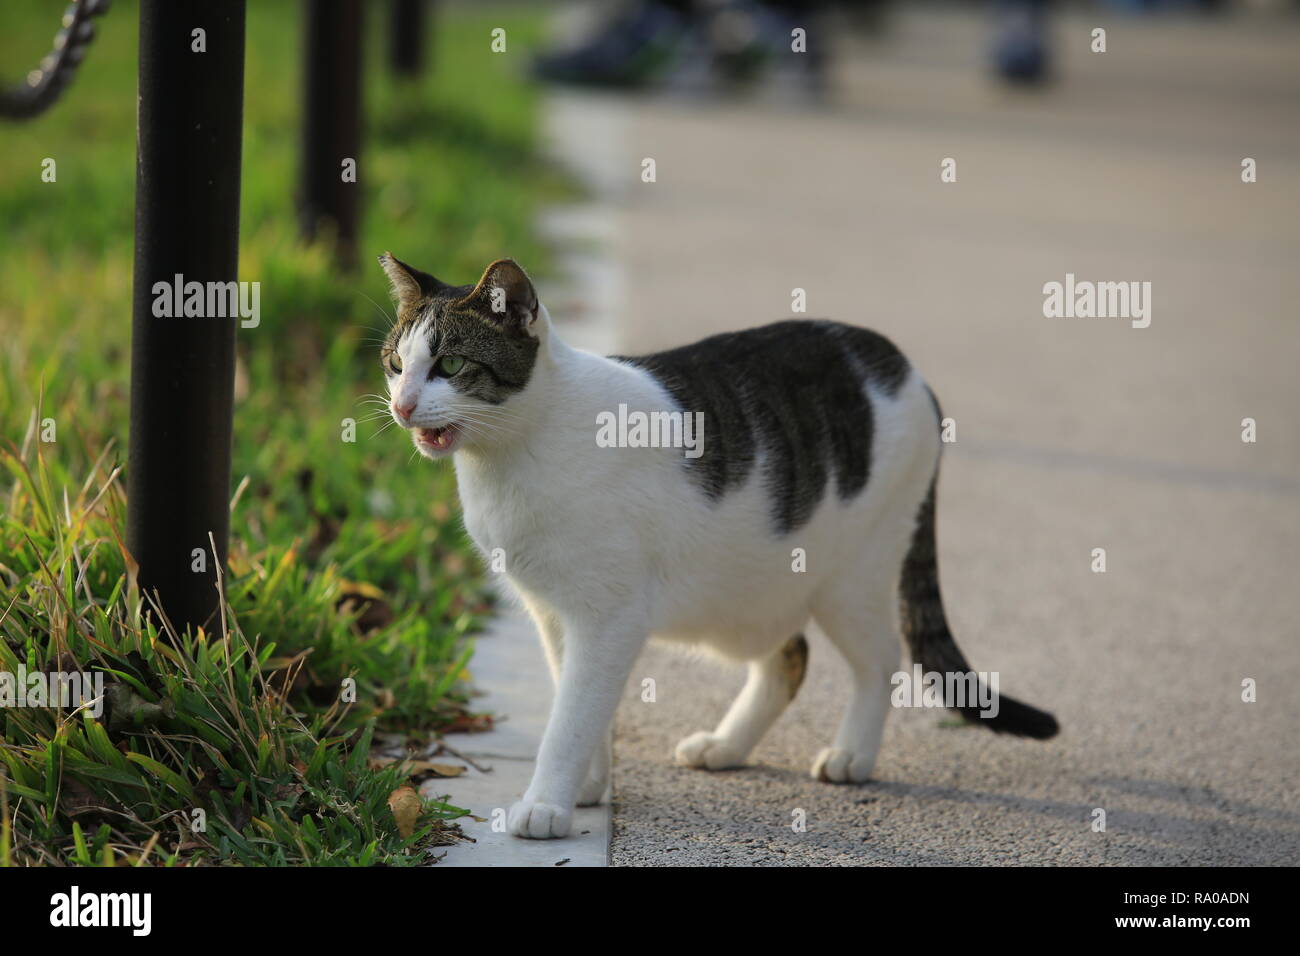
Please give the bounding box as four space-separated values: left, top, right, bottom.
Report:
532 0 838 94
991 0 1052 83
533 0 1270 96
532 0 1061 94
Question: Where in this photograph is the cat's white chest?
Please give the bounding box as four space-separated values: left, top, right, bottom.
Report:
453 454 565 590
454 459 523 551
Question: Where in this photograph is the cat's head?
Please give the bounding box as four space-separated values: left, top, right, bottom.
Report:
378 253 542 459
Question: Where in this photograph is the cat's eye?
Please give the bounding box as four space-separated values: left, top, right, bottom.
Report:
437 355 466 376
386 354 402 376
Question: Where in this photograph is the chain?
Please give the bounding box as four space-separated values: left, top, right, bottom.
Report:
0 0 112 121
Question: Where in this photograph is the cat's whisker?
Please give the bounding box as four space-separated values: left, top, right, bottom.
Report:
446 406 513 423
444 415 512 441
448 401 523 418
357 291 398 330
451 411 521 427
445 405 525 428
458 420 502 440
442 417 496 440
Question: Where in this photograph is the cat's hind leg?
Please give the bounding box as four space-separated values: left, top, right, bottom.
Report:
674 634 808 771
809 554 903 783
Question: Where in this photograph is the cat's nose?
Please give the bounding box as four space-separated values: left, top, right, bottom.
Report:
392 400 416 422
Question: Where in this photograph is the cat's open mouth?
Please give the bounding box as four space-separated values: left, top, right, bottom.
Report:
415 424 460 454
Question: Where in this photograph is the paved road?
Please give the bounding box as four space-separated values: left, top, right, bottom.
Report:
547 6 1300 865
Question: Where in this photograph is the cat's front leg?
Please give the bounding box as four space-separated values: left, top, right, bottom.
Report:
508 613 644 839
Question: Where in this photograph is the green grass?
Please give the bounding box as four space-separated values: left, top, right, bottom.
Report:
0 1 565 865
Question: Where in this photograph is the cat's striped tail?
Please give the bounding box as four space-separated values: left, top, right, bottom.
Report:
899 474 1060 740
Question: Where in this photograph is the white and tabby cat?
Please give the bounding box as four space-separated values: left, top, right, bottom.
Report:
379 254 1057 840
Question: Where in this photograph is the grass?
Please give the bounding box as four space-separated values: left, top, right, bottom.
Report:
0 1 566 865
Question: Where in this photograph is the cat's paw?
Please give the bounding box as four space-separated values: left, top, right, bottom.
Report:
507 799 572 839
674 731 745 770
576 772 608 807
811 747 876 784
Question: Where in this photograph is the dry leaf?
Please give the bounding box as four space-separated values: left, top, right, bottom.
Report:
371 757 466 780
388 785 422 838
439 711 495 735
105 684 175 732
336 579 394 634
412 761 465 778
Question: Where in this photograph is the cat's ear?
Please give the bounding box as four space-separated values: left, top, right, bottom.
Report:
378 252 445 310
462 258 539 336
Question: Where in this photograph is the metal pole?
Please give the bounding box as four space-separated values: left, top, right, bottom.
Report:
389 0 428 78
127 0 245 635
300 0 363 267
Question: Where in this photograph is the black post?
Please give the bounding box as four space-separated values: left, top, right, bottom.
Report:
389 0 429 77
300 0 363 267
127 1 245 635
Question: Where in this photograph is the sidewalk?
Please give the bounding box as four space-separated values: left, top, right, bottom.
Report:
429 612 610 867
549 6 1300 865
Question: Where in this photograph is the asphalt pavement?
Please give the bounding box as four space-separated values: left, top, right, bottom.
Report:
544 6 1300 866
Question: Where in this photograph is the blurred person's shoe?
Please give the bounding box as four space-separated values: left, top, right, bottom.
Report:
992 4 1051 85
837 0 891 39
532 1 692 89
705 0 828 96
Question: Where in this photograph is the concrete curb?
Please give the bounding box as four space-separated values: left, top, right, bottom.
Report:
425 611 610 867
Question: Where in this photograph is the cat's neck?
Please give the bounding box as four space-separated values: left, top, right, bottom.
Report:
454 306 600 463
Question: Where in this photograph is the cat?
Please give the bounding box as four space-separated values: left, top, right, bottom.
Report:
378 253 1058 840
